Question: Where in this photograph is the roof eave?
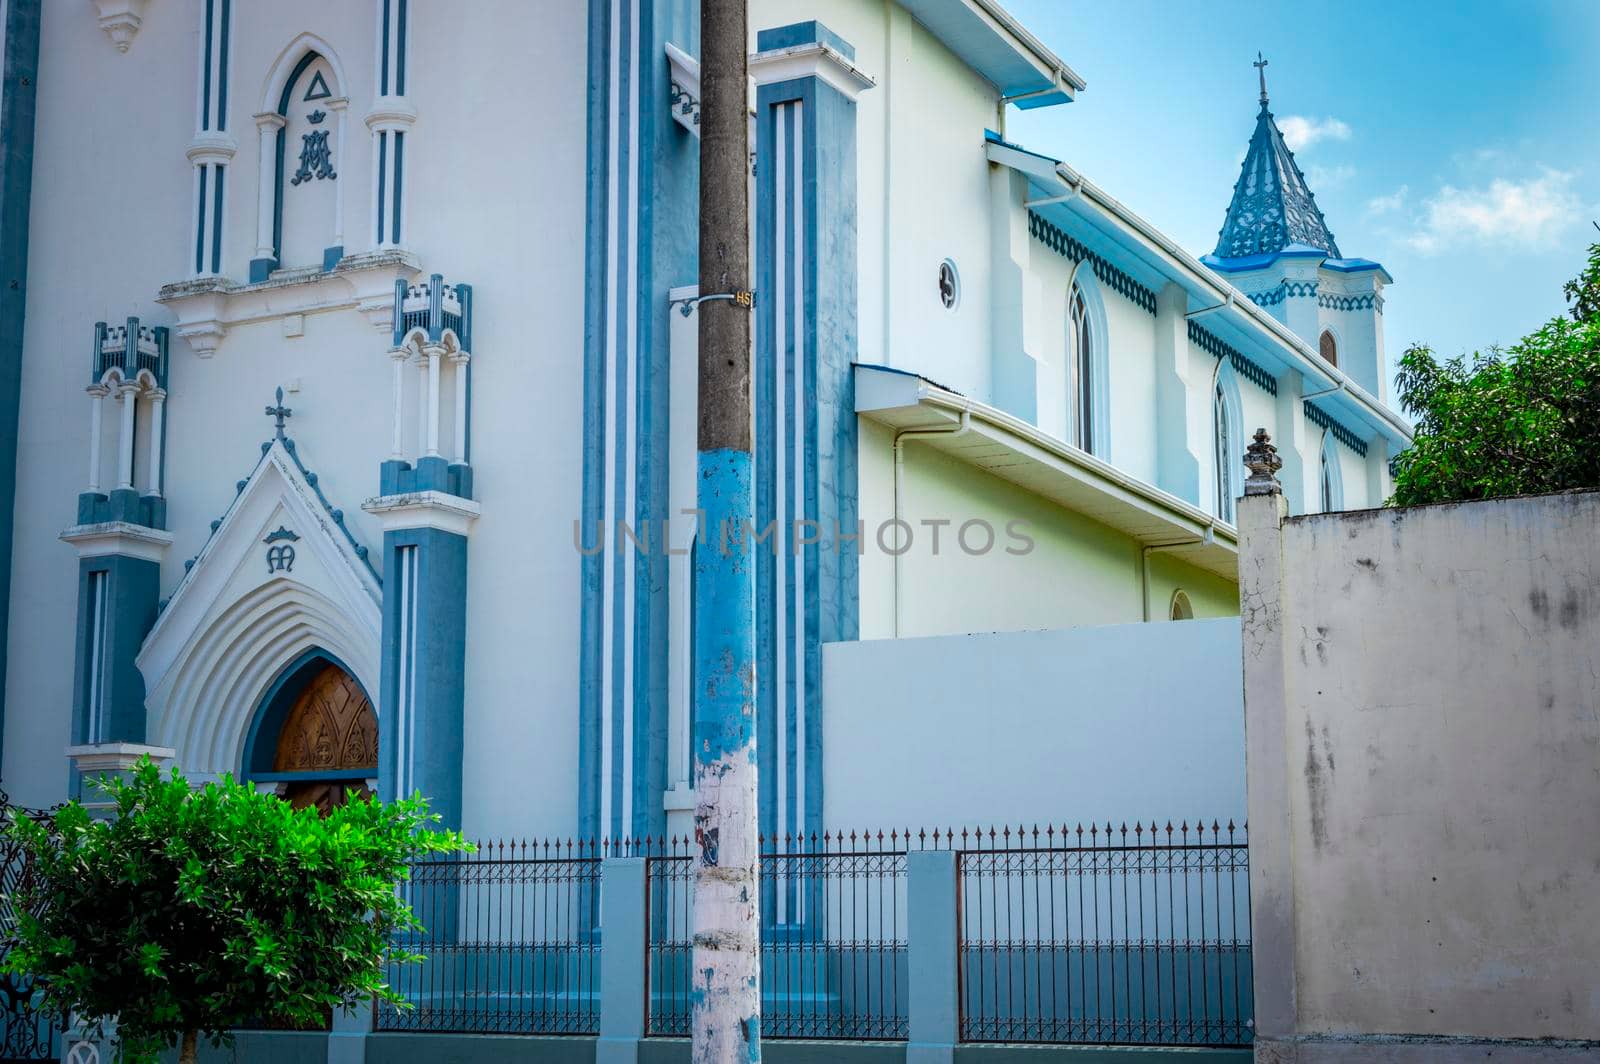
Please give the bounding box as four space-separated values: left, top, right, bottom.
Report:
897 0 1085 108
985 138 1413 448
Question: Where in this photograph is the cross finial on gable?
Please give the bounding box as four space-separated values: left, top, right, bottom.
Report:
1254 52 1269 107
265 387 293 439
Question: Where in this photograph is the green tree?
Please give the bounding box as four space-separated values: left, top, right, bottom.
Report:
1390 239 1600 506
3 758 466 1064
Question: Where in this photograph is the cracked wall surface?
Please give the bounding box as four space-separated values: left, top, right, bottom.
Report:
1244 488 1600 1051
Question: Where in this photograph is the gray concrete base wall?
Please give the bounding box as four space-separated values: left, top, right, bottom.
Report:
1254 1036 1600 1063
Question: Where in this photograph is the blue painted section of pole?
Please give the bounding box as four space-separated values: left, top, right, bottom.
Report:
691 449 760 1062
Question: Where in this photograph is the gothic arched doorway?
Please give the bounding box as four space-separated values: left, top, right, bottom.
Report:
245 651 377 815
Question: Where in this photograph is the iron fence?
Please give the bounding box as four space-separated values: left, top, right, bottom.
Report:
646 832 909 1040
0 795 63 1062
376 840 601 1035
957 822 1251 1047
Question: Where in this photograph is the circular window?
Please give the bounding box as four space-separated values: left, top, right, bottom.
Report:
938 259 960 311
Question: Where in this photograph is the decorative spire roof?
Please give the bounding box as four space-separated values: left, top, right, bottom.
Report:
1211 55 1342 261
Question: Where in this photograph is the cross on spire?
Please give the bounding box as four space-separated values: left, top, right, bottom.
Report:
265 386 293 438
1254 52 1269 107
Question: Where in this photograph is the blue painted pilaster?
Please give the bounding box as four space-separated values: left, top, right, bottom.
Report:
0 0 42 775
578 0 696 846
906 850 959 1064
377 526 468 834
751 21 869 852
68 554 162 797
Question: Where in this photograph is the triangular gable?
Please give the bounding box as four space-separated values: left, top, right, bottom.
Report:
136 439 382 775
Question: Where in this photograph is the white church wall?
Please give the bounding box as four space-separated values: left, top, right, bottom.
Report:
401 0 591 845
1102 288 1158 481
3 1 590 839
822 619 1246 829
3 2 200 804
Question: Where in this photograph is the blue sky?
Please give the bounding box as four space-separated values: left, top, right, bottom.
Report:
1002 0 1600 394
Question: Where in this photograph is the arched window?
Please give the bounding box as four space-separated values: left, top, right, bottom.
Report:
1319 330 1338 367
1170 590 1194 621
1069 284 1095 453
1319 431 1345 512
1212 361 1242 523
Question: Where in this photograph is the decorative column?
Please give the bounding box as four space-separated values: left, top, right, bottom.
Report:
63 322 175 801
749 22 873 863
86 386 107 493
114 381 137 491
389 348 407 458
423 342 442 458
365 273 476 833
145 388 166 497
450 349 470 465
368 0 414 250
251 113 286 278
187 0 234 277
326 97 350 266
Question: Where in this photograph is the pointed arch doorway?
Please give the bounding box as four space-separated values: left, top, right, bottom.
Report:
244 650 378 814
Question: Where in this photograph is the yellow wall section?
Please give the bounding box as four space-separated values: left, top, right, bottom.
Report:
858 418 1239 640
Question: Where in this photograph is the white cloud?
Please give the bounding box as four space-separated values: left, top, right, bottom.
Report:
1404 168 1583 254
1305 164 1356 191
1278 115 1352 152
1366 186 1409 214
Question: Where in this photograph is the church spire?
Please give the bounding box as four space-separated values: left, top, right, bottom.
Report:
1210 55 1342 261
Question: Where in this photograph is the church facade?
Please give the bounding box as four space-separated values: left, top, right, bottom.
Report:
0 0 1410 847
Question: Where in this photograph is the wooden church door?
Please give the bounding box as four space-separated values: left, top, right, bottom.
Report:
271 664 378 813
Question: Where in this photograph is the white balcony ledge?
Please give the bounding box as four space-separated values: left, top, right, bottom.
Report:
156 248 421 357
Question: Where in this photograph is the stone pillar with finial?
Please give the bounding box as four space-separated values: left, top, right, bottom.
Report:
1236 427 1296 1049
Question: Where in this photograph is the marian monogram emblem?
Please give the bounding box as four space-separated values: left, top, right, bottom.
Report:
291 127 336 185
264 526 300 574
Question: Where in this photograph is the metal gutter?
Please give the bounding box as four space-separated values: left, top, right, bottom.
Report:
912 380 1237 550
972 0 1087 92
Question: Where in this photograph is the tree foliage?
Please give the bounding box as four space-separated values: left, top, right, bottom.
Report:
4 759 466 1064
1389 239 1600 506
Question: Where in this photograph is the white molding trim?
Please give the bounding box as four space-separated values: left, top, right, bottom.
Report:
60 522 175 563
362 491 481 537
157 249 420 356
665 42 701 137
91 0 151 53
185 132 238 166
66 743 177 774
364 102 419 132
137 440 382 775
749 43 876 100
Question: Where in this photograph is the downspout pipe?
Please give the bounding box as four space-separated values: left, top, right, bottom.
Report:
892 403 972 638
1140 521 1216 622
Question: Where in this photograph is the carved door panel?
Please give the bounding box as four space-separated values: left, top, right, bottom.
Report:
272 664 377 814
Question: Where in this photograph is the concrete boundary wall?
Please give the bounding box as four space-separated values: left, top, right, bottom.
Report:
823 621 1247 829
1239 488 1600 1063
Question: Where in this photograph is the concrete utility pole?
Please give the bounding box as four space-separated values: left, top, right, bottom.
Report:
690 0 760 1062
